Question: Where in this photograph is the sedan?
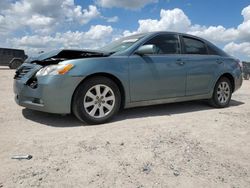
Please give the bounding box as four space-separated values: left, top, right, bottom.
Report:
14 32 243 124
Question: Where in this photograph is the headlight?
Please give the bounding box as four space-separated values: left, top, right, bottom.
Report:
36 64 74 76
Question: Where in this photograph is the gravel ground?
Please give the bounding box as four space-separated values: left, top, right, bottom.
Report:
0 66 249 188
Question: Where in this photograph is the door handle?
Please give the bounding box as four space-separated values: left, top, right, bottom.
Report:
176 60 185 66
216 59 223 64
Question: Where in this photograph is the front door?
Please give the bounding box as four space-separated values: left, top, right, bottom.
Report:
129 34 187 102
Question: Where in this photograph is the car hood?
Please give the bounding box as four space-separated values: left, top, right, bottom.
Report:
26 49 111 66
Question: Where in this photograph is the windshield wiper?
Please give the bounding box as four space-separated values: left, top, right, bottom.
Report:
108 51 116 55
81 51 112 57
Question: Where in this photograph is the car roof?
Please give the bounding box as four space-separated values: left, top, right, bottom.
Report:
113 31 229 57
129 31 209 43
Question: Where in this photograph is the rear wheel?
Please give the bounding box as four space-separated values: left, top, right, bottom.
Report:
209 77 232 108
72 76 121 124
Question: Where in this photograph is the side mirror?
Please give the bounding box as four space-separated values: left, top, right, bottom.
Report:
135 44 156 56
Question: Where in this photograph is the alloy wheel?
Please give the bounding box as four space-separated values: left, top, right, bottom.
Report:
83 84 115 118
217 81 230 104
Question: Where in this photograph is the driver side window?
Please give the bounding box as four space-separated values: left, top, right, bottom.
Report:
144 34 181 54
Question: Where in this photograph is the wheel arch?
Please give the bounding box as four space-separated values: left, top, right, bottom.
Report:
216 73 235 92
71 72 126 112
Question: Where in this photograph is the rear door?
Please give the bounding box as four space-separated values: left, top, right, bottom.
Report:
181 36 223 96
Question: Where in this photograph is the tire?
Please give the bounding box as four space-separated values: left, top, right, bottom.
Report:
72 76 121 125
9 59 23 69
209 77 232 108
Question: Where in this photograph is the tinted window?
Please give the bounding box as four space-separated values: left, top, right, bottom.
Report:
207 45 220 55
207 43 228 56
183 37 208 55
144 34 180 54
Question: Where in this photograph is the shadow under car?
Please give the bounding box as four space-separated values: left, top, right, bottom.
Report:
21 99 244 127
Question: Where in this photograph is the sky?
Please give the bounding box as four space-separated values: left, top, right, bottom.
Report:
0 0 250 61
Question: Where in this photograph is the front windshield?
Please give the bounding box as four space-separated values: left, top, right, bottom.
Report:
98 34 146 53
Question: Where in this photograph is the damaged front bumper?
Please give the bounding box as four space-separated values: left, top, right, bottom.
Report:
14 63 83 114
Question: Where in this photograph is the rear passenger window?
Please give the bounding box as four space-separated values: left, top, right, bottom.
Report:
207 45 219 55
183 37 208 55
207 44 226 56
145 34 180 54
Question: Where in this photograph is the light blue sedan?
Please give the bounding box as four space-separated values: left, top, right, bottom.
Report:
14 32 243 124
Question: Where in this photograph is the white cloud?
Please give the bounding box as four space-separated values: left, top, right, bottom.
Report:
124 5 250 43
190 5 250 44
188 25 239 43
1 1 250 60
138 8 191 33
237 5 250 42
122 6 250 60
123 8 191 37
69 5 100 25
0 0 101 34
124 8 238 43
242 5 250 21
106 16 119 23
9 25 113 55
96 0 157 9
0 0 11 11
100 15 119 23
224 42 250 58
85 25 113 40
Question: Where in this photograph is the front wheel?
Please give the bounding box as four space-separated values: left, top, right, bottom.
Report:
209 77 232 108
72 76 121 125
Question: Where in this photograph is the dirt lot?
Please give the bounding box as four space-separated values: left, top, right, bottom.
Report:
0 66 249 188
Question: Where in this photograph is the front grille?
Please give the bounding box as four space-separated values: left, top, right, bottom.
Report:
14 66 32 80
